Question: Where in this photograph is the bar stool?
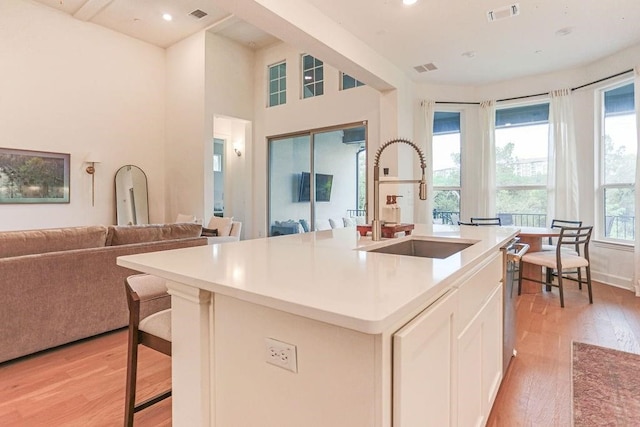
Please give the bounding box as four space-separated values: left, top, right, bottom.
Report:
124 274 172 427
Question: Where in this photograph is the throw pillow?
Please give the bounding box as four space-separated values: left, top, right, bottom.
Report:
201 227 219 237
328 218 344 229
343 217 356 227
207 216 233 237
299 219 310 232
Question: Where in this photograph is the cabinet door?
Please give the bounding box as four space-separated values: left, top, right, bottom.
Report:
393 289 458 427
456 283 502 427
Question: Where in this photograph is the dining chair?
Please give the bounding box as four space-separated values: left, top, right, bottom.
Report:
543 219 584 288
542 219 583 251
518 226 593 308
124 274 172 427
470 217 502 226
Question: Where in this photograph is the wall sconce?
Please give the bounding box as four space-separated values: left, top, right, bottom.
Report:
233 141 243 157
84 155 100 206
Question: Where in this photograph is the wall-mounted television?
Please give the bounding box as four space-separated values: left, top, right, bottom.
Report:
298 172 333 202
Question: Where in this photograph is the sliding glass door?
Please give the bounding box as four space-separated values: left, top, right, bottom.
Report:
268 123 367 236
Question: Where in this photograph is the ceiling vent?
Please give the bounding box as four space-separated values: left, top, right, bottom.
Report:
413 63 438 73
189 9 208 19
487 3 520 22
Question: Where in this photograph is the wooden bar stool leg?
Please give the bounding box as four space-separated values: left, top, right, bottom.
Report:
124 324 139 426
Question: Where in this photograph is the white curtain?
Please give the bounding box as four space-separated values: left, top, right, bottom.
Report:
547 89 579 223
477 100 496 217
633 67 640 296
418 100 435 224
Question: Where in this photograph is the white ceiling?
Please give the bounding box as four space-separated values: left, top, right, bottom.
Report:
32 0 640 86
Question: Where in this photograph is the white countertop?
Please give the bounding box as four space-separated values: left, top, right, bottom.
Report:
117 224 518 334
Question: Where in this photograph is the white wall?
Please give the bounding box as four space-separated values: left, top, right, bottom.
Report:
252 41 381 238
206 32 255 236
165 32 207 224
0 0 166 230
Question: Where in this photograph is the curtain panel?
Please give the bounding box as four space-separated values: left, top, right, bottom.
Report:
478 100 496 217
548 88 580 223
418 100 435 224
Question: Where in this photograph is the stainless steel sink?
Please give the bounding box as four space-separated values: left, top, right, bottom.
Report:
366 238 475 259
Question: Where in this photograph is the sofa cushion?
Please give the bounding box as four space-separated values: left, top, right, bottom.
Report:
0 226 108 258
107 223 202 246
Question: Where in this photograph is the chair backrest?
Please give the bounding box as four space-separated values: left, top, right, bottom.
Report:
457 221 478 226
549 219 582 244
471 217 501 226
556 226 593 262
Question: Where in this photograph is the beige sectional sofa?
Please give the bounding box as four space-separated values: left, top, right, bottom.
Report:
0 223 207 363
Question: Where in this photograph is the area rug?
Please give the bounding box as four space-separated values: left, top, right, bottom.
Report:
572 341 640 426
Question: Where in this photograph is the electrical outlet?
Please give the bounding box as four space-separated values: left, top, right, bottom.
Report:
265 338 298 373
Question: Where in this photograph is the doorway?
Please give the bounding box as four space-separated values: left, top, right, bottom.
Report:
213 138 225 217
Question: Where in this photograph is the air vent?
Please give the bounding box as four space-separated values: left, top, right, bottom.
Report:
413 63 438 73
189 9 208 19
487 3 519 22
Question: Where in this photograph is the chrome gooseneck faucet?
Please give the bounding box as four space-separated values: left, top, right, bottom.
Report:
372 138 427 241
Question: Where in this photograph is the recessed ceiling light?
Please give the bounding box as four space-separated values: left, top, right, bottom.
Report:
403 0 418 5
162 13 173 22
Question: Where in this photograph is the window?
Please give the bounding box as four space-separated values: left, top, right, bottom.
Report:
599 82 636 241
495 102 549 226
301 54 324 98
340 73 365 90
432 111 461 225
268 61 286 107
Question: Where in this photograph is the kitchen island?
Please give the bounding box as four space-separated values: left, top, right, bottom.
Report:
118 224 518 427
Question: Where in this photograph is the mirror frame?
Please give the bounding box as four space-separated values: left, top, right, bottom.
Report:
114 164 149 225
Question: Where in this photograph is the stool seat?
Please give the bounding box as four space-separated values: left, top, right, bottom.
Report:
139 309 171 342
124 274 172 427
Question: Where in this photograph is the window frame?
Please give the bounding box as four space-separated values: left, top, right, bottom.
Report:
432 110 463 225
596 79 636 244
494 99 550 227
340 72 365 91
300 54 324 99
267 60 286 107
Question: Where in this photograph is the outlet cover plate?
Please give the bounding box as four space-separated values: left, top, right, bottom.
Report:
265 338 298 373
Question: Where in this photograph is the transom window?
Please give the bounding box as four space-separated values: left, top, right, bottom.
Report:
268 61 286 107
599 82 636 242
340 73 365 90
495 102 550 226
301 54 324 99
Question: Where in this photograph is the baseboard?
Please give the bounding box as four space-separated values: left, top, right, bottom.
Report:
591 271 633 291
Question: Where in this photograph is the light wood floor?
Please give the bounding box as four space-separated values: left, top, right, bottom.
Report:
487 281 640 426
0 329 170 426
1 281 639 426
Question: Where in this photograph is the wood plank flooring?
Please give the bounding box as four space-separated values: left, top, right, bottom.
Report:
0 329 170 426
487 281 640 426
1 281 638 426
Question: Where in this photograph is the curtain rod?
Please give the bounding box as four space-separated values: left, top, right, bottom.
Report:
433 68 634 105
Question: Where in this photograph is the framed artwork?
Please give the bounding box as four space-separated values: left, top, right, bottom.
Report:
0 147 70 204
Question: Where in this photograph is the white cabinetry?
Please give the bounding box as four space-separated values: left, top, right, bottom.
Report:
456 284 502 427
393 252 503 427
393 289 458 426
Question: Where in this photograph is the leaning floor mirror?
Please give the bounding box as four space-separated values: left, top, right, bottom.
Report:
115 165 149 225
